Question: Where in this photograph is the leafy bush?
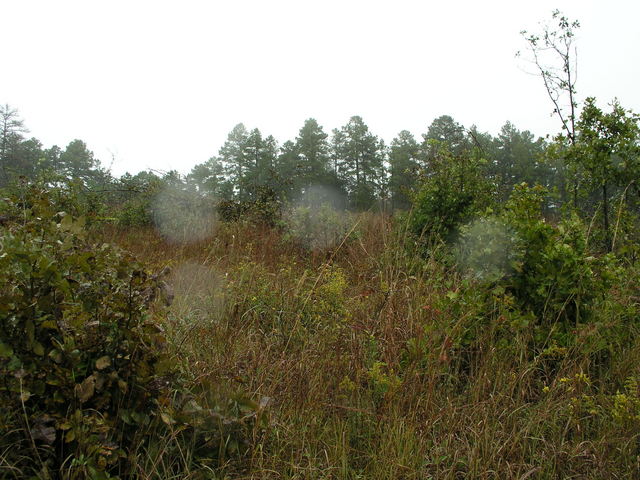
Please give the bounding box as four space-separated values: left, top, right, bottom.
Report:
111 172 164 227
503 184 617 327
409 177 475 241
1 177 106 226
408 142 493 244
456 216 513 283
0 187 262 478
0 187 174 477
456 184 619 345
116 196 154 227
217 185 282 226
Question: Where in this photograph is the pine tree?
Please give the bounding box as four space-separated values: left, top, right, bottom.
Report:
219 123 250 200
332 116 384 210
389 130 419 210
0 104 28 185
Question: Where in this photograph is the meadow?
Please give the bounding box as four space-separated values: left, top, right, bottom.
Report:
88 208 640 479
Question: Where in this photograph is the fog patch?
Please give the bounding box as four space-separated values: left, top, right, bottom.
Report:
153 185 217 244
455 217 515 282
295 184 347 210
284 184 353 250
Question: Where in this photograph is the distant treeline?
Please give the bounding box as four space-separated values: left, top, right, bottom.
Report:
1 100 638 226
0 104 549 208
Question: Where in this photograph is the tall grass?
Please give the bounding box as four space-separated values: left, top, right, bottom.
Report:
99 213 640 479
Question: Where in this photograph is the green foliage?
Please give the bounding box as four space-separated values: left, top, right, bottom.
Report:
214 124 284 204
116 197 154 227
409 174 472 242
366 361 402 406
388 130 420 210
503 184 617 327
540 373 640 443
113 172 163 227
610 376 640 431
409 141 493 243
59 139 100 184
1 104 30 186
491 121 548 200
456 216 513 283
187 157 231 200
574 98 639 189
0 187 173 477
275 118 340 202
332 116 386 210
217 185 282 226
422 115 469 157
456 183 619 351
568 97 640 250
2 177 112 229
230 262 349 336
0 187 259 477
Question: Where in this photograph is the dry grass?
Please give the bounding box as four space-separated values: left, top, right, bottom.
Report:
101 214 640 479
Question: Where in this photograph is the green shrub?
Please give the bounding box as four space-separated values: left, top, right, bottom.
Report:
0 187 175 478
503 184 617 327
409 178 475 241
456 184 619 346
0 187 262 478
217 185 282 226
408 142 494 245
1 178 105 226
116 196 154 227
456 216 513 283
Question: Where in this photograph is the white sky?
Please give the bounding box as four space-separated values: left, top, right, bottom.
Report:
1 0 638 176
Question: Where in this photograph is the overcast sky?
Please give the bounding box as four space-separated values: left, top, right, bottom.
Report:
1 0 638 176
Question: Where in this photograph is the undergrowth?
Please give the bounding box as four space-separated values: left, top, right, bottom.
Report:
2 187 640 478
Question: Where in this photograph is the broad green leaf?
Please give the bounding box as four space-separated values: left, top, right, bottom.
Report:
32 342 45 356
0 341 13 358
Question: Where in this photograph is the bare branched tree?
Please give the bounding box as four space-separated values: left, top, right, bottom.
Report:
518 10 580 145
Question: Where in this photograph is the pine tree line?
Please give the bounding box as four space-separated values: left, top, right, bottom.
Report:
3 102 637 223
187 115 549 211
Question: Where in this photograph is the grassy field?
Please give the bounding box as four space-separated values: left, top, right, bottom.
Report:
96 213 640 479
